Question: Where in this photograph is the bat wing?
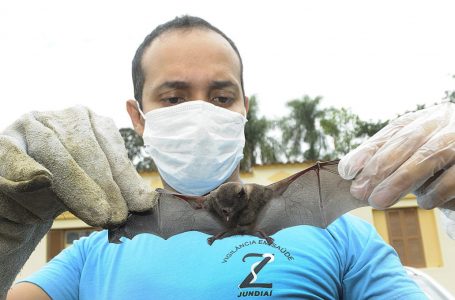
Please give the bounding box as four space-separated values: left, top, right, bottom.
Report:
255 160 367 236
108 192 225 243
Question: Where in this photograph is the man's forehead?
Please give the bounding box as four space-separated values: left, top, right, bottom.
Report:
141 28 241 78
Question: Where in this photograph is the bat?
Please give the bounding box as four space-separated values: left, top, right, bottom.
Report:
108 160 367 245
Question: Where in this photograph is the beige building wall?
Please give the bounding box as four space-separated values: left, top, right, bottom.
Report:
16 163 455 294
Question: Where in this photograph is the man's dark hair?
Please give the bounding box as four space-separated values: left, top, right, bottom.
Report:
132 15 244 107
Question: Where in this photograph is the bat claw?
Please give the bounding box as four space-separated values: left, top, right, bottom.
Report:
207 236 215 245
207 231 229 245
256 230 274 245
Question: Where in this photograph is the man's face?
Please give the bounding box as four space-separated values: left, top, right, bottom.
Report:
127 28 248 134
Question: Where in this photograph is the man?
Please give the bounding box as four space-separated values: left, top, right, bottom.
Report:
4 15 449 299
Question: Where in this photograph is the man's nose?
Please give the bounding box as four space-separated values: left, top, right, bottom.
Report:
188 88 210 103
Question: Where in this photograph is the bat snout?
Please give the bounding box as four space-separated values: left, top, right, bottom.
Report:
222 208 232 215
221 207 234 222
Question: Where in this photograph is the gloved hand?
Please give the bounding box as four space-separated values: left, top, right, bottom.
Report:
0 106 158 297
338 102 455 216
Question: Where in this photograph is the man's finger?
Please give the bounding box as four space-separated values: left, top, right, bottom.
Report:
0 135 52 193
350 110 447 202
88 109 158 212
13 112 122 227
416 164 455 209
339 109 424 180
0 132 68 223
367 132 455 208
33 107 130 225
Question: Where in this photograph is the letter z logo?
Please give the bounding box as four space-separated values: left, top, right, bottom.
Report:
239 253 274 289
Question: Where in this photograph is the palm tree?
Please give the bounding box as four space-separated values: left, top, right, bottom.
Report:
280 95 326 161
320 107 361 159
241 95 280 172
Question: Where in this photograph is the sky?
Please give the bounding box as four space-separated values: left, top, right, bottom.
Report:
1 0 455 130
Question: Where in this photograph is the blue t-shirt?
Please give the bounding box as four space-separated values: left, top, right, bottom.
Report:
22 214 427 299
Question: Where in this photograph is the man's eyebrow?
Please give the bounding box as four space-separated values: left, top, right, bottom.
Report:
209 80 237 90
156 81 190 90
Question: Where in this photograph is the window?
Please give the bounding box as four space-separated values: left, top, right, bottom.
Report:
385 208 426 267
47 227 100 261
373 205 443 268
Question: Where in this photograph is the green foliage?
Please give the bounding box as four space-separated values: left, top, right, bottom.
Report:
120 128 142 159
279 96 389 162
355 119 389 138
241 95 281 172
444 74 455 102
447 92 455 102
119 128 156 172
280 95 326 161
320 107 361 159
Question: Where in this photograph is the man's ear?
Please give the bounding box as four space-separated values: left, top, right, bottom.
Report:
244 96 249 114
126 99 145 135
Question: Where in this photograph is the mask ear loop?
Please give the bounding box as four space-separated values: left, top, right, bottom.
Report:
136 100 153 157
136 101 146 119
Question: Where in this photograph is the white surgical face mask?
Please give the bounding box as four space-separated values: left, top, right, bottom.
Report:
137 100 247 196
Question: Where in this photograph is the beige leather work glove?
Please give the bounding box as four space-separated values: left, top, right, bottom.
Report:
0 106 158 297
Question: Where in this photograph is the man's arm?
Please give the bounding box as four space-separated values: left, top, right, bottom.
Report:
9 230 108 300
7 282 50 300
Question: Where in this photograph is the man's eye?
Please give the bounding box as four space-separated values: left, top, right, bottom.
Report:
212 97 233 105
162 97 185 105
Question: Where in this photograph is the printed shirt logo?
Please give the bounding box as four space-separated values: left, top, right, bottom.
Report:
237 253 274 297
221 238 295 298
239 253 274 289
